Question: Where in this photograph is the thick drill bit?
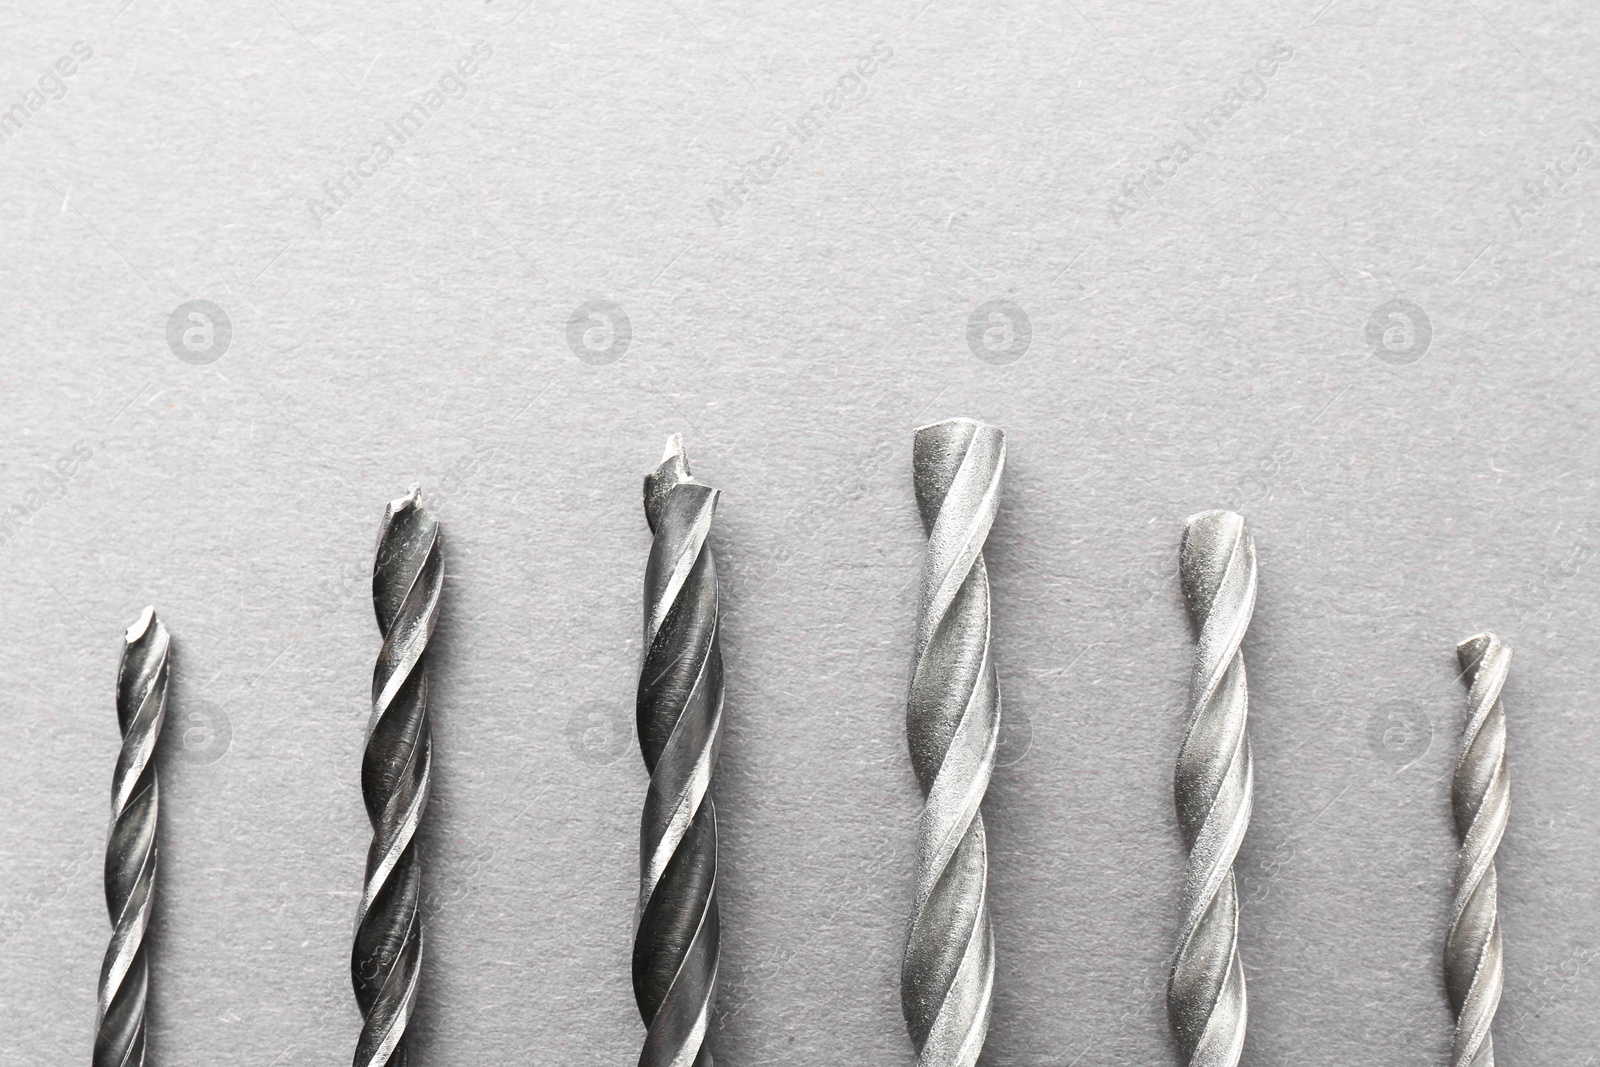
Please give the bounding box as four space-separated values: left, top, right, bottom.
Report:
636 435 724 1067
96 607 170 1067
353 487 442 1067
1446 633 1510 1067
1169 510 1256 1067
903 416 1005 1067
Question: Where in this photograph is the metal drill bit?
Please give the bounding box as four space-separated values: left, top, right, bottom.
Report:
1446 633 1510 1067
96 607 170 1067
353 487 442 1067
636 435 723 1067
903 416 1005 1067
1169 510 1256 1067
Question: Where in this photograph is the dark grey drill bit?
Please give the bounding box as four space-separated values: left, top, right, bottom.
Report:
1447 633 1510 1067
636 435 723 1067
903 417 1005 1067
1170 510 1256 1067
96 607 170 1067
353 487 442 1067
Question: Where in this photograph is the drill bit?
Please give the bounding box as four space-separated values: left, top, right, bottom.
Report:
96 607 170 1067
1446 633 1510 1067
903 416 1006 1067
1169 510 1256 1067
636 435 724 1067
353 487 442 1067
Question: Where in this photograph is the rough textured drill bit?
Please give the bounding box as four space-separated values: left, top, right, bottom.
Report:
1446 633 1510 1067
636 435 724 1067
903 416 1005 1067
353 487 442 1067
96 607 170 1067
1169 510 1256 1067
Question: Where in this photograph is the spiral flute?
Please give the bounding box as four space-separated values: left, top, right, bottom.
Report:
903 417 1005 1067
636 435 723 1067
1169 510 1256 1067
97 607 171 1067
353 487 442 1067
1446 633 1510 1067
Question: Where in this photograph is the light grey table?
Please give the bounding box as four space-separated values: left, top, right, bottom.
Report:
1 1 1595 1064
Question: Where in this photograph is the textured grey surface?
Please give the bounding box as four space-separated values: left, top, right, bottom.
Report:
0 1 1597 1065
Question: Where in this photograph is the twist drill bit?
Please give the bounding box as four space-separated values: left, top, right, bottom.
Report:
903 416 1006 1067
1446 633 1511 1067
96 607 171 1067
353 487 442 1067
636 435 724 1067
1169 510 1256 1067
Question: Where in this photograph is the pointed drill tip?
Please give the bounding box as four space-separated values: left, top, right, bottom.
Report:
647 433 694 484
643 433 707 532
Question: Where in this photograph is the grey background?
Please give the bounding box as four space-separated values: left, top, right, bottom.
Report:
0 0 1596 1064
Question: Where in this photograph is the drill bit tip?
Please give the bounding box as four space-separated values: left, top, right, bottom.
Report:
124 605 158 643
1457 632 1508 673
1178 510 1253 633
644 433 712 534
912 414 1000 435
390 483 424 510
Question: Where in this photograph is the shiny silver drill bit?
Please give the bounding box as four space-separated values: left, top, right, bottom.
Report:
903 417 1005 1067
1169 510 1256 1067
353 487 442 1067
96 607 170 1067
636 435 723 1067
1446 633 1510 1067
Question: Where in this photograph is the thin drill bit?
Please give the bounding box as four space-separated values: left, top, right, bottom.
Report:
353 487 442 1067
903 416 1005 1067
1446 633 1510 1067
636 435 723 1067
96 607 170 1067
1169 510 1256 1067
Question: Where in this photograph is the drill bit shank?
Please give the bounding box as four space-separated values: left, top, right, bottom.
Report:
97 607 170 1067
1169 510 1256 1067
635 435 724 1067
353 488 442 1067
1447 634 1510 1067
903 417 1005 1067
